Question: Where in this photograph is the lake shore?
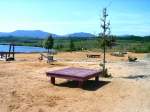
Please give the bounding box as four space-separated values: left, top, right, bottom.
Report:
0 52 150 112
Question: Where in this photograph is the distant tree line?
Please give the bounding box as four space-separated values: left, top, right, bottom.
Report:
0 35 150 53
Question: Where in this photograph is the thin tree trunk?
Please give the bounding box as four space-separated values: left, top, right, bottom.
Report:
101 8 108 76
103 42 106 75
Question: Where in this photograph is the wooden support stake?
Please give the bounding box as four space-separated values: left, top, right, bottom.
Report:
12 45 15 59
51 77 55 85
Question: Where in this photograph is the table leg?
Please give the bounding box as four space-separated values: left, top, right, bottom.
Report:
78 81 84 88
95 76 99 81
51 77 55 85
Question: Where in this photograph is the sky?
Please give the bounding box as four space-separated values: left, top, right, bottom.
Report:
0 0 150 36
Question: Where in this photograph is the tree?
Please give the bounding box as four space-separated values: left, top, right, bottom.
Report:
69 38 75 51
100 8 115 77
43 34 54 53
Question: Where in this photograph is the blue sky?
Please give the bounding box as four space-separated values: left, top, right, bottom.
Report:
0 0 150 35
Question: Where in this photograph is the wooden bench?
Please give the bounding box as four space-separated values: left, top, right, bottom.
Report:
87 54 101 58
46 67 102 87
0 52 15 61
39 53 54 63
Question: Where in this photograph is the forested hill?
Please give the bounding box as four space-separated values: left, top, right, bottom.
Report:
0 30 95 38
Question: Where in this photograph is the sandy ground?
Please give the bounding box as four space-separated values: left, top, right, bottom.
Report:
0 52 150 112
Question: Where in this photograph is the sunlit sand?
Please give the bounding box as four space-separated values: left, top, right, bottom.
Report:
0 52 149 112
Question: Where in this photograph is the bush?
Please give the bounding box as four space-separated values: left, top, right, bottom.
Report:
111 52 125 57
128 56 137 62
102 68 112 78
99 63 112 78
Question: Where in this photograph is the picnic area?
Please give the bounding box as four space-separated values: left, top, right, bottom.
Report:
0 52 150 112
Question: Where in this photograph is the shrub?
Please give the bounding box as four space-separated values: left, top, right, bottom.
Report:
111 52 125 57
128 56 137 62
102 68 112 78
99 63 112 78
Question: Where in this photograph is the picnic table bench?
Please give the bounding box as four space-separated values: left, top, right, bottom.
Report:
87 54 101 58
39 53 54 63
46 67 102 87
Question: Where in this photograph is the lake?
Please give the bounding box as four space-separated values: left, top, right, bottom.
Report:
0 45 47 53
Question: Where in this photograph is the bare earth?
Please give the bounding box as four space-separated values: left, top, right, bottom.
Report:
0 52 150 112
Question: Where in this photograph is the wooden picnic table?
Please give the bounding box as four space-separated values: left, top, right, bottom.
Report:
87 54 101 58
46 67 102 87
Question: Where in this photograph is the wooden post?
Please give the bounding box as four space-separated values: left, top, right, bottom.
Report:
8 44 11 57
95 76 99 81
12 44 15 59
5 53 7 61
51 77 55 85
0 53 2 58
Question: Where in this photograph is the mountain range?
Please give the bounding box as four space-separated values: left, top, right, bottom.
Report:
0 30 95 38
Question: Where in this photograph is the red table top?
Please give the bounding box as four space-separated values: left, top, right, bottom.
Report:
46 67 102 79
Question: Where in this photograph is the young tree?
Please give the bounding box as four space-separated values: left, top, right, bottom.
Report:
70 38 75 51
43 34 54 53
100 8 114 77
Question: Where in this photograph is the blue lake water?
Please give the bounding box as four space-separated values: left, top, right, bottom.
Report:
0 45 47 53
